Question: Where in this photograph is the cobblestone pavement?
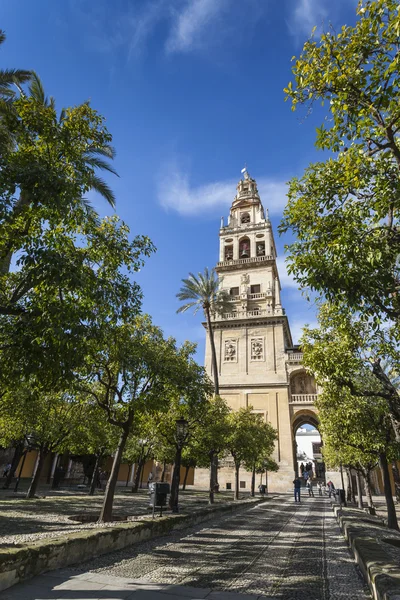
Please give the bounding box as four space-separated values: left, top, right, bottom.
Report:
0 489 233 546
7 494 369 600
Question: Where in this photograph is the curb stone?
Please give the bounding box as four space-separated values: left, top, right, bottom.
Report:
0 496 266 593
332 503 400 599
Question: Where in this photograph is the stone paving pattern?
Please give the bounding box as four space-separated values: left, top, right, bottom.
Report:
0 495 371 599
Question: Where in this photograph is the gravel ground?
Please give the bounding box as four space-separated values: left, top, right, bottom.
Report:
63 495 371 599
0 489 235 546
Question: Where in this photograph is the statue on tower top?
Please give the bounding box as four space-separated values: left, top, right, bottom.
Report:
241 166 250 180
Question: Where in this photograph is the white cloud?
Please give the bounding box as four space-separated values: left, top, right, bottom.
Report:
157 166 289 217
166 0 229 54
68 0 268 59
287 0 328 37
287 0 359 38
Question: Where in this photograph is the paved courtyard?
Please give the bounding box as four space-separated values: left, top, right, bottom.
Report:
0 495 370 600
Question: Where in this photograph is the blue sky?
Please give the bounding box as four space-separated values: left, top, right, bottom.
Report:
1 0 358 362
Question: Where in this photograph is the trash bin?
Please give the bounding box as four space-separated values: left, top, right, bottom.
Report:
337 489 346 504
149 482 170 508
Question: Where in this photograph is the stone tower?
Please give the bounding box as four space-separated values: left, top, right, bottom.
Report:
199 170 319 493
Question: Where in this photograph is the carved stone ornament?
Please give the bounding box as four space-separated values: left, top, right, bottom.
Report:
224 339 237 362
241 273 250 285
251 337 264 361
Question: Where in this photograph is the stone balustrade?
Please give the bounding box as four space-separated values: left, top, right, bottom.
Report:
289 394 318 404
217 255 273 269
287 353 304 362
214 309 284 321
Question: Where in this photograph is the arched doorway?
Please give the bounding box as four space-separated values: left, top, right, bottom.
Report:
292 410 325 481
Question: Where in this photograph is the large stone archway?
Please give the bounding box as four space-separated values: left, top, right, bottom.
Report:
291 409 324 479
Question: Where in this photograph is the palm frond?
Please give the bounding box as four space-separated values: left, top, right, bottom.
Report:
0 68 31 88
176 302 199 314
87 175 116 209
84 154 119 177
29 71 47 106
86 145 116 160
0 30 5 46
80 196 101 226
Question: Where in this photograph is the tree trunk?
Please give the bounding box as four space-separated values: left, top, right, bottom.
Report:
182 465 190 491
161 461 166 482
132 457 144 493
234 462 240 500
363 473 375 513
0 192 31 276
355 470 363 509
265 469 268 492
26 448 47 498
348 469 356 504
169 446 182 512
3 442 24 489
89 453 102 496
380 452 399 530
126 463 132 487
251 466 256 497
99 428 129 523
209 452 215 505
205 307 219 395
345 469 352 502
46 453 55 484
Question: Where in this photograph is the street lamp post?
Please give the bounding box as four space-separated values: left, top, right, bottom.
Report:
169 417 188 513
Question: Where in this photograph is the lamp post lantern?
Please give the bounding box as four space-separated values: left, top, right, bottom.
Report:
169 417 189 513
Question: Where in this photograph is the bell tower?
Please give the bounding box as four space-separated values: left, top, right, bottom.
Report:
203 169 299 492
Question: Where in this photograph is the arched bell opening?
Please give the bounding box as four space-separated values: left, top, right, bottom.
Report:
241 212 250 224
239 236 251 258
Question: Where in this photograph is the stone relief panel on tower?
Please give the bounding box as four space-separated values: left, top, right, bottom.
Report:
224 339 238 362
251 337 264 361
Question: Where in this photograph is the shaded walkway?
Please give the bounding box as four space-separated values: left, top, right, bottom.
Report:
0 495 370 599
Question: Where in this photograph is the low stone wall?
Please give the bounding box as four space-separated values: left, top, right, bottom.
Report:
333 503 400 600
0 497 264 592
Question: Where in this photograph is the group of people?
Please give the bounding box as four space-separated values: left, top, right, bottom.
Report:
293 474 336 503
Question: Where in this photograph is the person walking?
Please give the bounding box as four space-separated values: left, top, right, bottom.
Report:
303 469 309 485
307 479 315 497
293 477 301 503
327 480 335 498
317 481 322 496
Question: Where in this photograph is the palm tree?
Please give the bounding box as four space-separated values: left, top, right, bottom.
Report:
0 30 31 99
176 267 230 395
177 268 230 502
0 71 118 274
0 29 31 155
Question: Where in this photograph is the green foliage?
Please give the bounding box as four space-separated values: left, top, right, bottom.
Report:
301 300 400 470
280 0 400 331
301 300 400 441
0 83 154 388
68 400 119 457
192 395 231 468
80 317 206 432
0 386 83 455
227 406 277 469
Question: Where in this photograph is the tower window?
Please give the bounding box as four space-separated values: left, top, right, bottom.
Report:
241 212 250 224
256 242 265 256
230 287 239 296
225 245 233 260
250 284 261 294
239 237 251 258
